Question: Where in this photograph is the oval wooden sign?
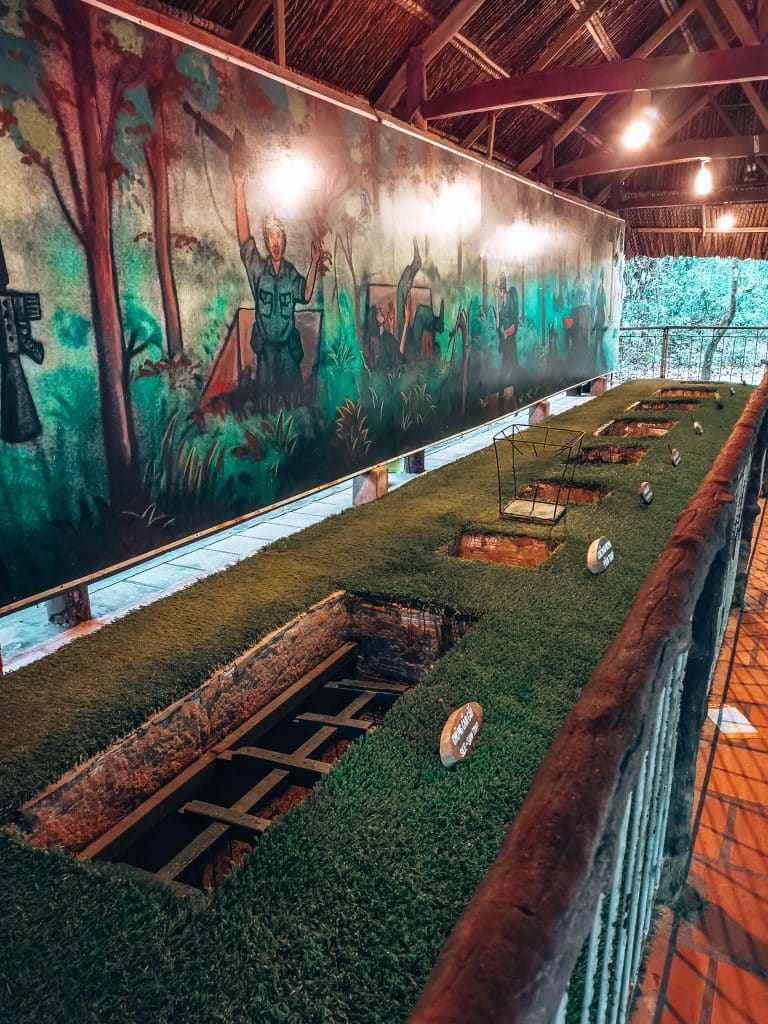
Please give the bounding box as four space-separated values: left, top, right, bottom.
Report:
440 702 483 768
639 481 653 505
587 537 614 574
670 447 681 466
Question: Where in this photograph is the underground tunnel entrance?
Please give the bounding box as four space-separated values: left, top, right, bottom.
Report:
595 419 677 438
19 594 473 894
440 533 560 568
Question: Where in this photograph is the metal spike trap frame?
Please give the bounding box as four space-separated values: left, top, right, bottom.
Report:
493 425 584 525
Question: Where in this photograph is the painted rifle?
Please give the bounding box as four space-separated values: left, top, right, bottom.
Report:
182 101 247 175
0 239 44 443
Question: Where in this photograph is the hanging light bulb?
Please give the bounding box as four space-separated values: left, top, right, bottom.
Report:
623 89 655 149
716 211 735 231
694 159 713 196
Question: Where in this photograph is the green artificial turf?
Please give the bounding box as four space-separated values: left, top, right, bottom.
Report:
0 381 752 1023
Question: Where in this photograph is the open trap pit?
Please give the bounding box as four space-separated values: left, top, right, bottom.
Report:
578 445 648 465
440 533 560 568
17 593 473 893
627 400 700 413
520 481 609 505
654 387 717 399
595 419 676 438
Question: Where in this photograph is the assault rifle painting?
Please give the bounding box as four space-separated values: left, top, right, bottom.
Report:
0 0 623 606
0 239 44 444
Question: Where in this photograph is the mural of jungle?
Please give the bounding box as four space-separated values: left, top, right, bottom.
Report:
0 0 624 607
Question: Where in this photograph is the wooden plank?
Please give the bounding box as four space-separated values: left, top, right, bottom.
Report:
554 132 768 181
620 185 768 208
273 0 286 67
422 43 768 120
212 641 357 753
294 712 373 736
180 800 272 832
516 0 702 173
120 862 205 900
325 678 410 696
155 822 229 882
223 746 333 777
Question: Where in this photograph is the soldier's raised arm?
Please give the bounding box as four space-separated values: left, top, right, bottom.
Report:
229 133 252 249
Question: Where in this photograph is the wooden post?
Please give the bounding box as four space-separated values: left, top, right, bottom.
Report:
352 464 389 505
405 46 426 122
404 450 426 474
486 112 497 159
590 375 608 396
541 132 555 187
46 584 92 628
273 0 286 67
529 400 550 425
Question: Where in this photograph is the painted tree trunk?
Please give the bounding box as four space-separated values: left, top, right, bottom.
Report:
59 1 140 508
145 88 184 359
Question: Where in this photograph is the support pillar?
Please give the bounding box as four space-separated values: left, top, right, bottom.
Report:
46 584 92 628
528 400 550 425
353 464 389 506
590 375 608 396
404 450 425 474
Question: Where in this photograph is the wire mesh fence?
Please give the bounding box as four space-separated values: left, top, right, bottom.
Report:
617 325 768 384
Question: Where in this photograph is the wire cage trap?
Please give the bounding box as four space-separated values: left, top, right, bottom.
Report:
493 424 585 525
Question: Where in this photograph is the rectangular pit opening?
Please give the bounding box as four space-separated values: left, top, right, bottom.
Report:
595 419 677 438
654 387 717 399
627 400 700 413
578 445 649 465
16 593 474 894
519 481 609 505
440 533 561 568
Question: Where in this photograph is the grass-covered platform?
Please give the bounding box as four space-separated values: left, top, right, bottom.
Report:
0 381 751 1024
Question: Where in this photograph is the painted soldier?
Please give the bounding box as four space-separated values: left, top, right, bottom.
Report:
396 239 444 361
591 268 608 373
231 155 330 406
494 273 520 380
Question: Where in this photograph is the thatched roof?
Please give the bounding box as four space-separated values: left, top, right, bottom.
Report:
134 0 768 259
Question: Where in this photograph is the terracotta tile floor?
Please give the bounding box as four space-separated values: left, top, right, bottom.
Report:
632 504 768 1023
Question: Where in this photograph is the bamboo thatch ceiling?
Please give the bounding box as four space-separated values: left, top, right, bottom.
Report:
134 0 768 259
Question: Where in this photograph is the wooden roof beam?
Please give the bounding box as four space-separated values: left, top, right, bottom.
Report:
620 184 768 207
570 0 619 59
659 0 699 51
590 90 716 204
634 225 768 232
228 0 271 46
698 0 768 133
516 0 702 175
421 42 768 120
459 0 608 151
377 0 488 110
554 132 768 179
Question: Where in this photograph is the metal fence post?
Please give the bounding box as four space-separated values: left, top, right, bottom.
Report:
660 326 669 378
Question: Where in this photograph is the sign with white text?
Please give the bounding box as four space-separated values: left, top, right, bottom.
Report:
440 702 484 768
587 537 614 574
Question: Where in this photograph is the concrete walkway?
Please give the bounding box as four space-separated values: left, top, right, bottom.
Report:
633 502 768 1023
1 391 591 672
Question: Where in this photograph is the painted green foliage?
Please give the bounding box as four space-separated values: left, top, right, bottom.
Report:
0 0 622 605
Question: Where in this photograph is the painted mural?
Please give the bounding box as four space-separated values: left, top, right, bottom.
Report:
0 0 624 607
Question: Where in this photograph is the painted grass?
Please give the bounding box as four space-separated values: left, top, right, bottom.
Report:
0 381 751 1024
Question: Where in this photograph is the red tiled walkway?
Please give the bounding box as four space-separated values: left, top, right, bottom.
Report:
633 503 768 1024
